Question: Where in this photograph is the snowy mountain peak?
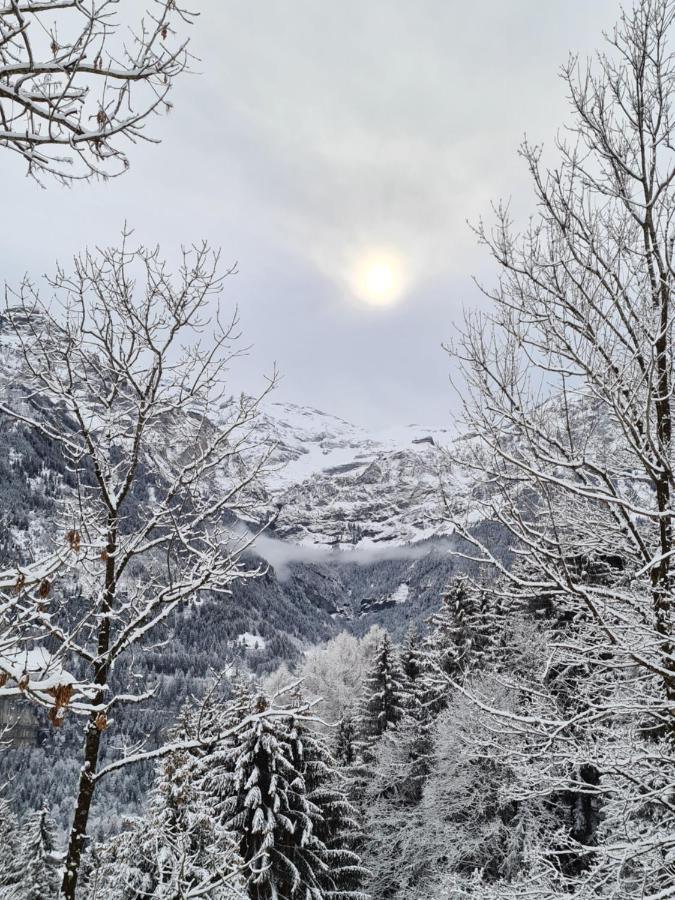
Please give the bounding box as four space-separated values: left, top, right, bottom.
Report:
256 402 456 548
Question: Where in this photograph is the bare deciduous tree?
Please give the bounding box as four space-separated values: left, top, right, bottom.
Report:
1 232 274 899
0 0 195 182
446 0 675 894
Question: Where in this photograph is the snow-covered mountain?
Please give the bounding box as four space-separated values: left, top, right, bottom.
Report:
1 306 460 553
249 402 457 547
0 304 474 651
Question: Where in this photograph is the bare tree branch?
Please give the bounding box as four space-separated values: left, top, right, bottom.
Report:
0 0 196 182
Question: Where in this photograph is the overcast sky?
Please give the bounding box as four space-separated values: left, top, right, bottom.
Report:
2 1 621 428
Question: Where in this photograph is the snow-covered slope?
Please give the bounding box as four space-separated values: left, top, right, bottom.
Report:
1 308 460 553
249 402 456 547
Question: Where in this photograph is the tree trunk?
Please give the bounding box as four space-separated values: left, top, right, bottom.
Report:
60 719 103 899
61 524 115 899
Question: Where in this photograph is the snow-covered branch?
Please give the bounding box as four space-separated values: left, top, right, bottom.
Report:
0 0 196 182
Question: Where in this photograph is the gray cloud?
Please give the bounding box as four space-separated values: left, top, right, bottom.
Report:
249 530 457 582
1 0 620 427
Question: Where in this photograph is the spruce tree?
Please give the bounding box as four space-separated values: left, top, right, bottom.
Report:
426 577 476 674
0 797 22 894
199 691 368 900
400 625 426 720
335 713 357 767
420 576 502 714
292 718 369 900
400 625 423 685
357 634 408 746
19 804 60 900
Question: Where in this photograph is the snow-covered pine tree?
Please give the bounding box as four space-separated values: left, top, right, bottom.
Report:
19 804 60 900
354 635 439 894
84 701 244 900
429 577 486 671
356 634 408 745
420 576 502 714
0 797 23 895
400 626 423 685
346 636 412 816
198 690 368 900
291 717 369 900
399 625 426 721
335 712 357 767
202 691 316 898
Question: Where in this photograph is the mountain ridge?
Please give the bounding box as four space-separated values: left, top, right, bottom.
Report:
251 400 457 547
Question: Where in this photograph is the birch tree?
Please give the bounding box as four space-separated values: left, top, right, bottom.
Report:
1 232 274 899
446 0 675 893
0 0 195 182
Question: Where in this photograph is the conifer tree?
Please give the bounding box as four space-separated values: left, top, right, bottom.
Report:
19 804 60 900
292 717 369 900
399 625 426 720
335 713 357 767
357 634 408 745
0 797 23 894
427 577 478 673
400 625 423 685
199 691 368 900
421 577 501 713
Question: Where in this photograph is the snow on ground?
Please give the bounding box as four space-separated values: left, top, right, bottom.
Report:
388 583 409 605
262 402 456 490
237 632 267 651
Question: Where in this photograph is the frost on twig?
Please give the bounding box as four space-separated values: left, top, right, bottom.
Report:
0 0 196 182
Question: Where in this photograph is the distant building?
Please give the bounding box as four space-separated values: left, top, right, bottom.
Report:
0 698 40 747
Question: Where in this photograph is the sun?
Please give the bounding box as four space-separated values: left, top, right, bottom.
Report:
354 253 404 307
366 262 395 297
